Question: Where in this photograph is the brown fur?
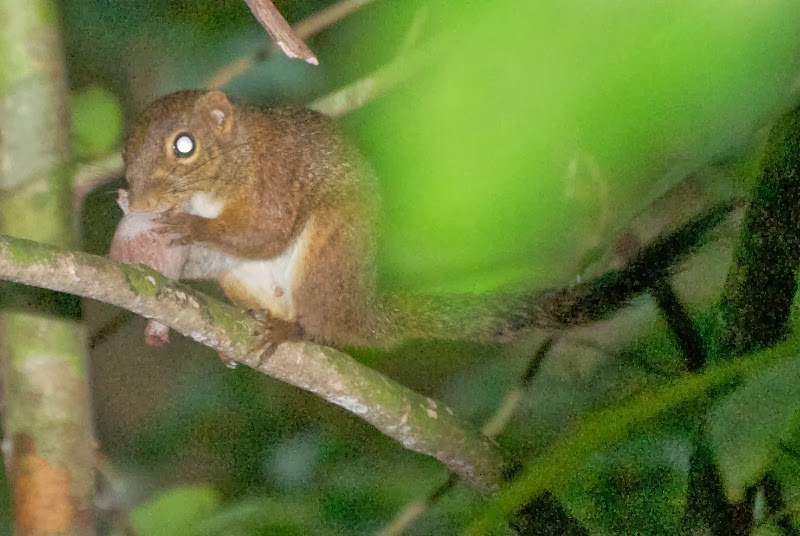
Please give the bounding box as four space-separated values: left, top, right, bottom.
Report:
124 90 384 348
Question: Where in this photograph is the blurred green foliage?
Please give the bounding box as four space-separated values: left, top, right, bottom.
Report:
71 86 122 159
366 0 800 292
707 353 800 501
562 434 689 534
44 0 800 534
124 486 221 536
465 342 800 534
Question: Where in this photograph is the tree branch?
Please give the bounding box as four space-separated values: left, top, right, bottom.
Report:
292 0 374 39
309 49 425 117
0 233 505 492
208 0 375 89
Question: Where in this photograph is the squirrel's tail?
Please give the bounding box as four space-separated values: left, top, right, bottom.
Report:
522 198 739 330
380 199 739 345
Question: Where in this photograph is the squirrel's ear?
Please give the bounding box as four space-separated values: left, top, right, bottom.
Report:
196 90 234 137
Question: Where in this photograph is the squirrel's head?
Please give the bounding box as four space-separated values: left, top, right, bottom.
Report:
122 90 240 212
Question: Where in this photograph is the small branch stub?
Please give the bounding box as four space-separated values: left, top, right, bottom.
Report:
243 0 319 65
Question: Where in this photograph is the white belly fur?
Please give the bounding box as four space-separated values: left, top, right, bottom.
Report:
224 217 315 320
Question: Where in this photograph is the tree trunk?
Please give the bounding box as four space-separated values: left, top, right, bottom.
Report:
0 0 96 533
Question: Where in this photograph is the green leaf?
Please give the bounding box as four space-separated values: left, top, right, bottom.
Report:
706 355 800 501
196 497 327 536
130 485 221 536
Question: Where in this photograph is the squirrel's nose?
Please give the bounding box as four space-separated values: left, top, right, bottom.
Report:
127 190 157 212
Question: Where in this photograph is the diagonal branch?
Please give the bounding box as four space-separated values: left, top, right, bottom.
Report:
0 233 505 492
292 0 375 39
243 0 318 65
309 48 426 117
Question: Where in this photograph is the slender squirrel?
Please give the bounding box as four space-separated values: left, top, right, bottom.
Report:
122 90 735 352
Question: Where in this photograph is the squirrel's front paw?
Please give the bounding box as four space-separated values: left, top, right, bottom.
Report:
249 311 305 366
155 209 203 246
216 313 304 369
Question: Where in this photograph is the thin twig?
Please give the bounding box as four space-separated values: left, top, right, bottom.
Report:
206 56 259 92
0 234 505 492
378 338 556 536
309 49 425 117
243 0 318 66
292 0 375 40
481 337 554 439
393 6 428 59
378 474 458 536
89 310 134 349
308 6 429 119
649 236 736 536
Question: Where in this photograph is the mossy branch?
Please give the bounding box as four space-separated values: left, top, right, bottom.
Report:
0 234 505 491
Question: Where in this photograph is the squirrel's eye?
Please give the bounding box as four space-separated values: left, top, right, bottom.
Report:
173 133 195 158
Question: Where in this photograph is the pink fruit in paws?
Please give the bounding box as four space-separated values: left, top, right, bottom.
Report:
108 190 189 346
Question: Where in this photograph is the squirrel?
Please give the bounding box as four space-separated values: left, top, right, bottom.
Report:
121 89 736 353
